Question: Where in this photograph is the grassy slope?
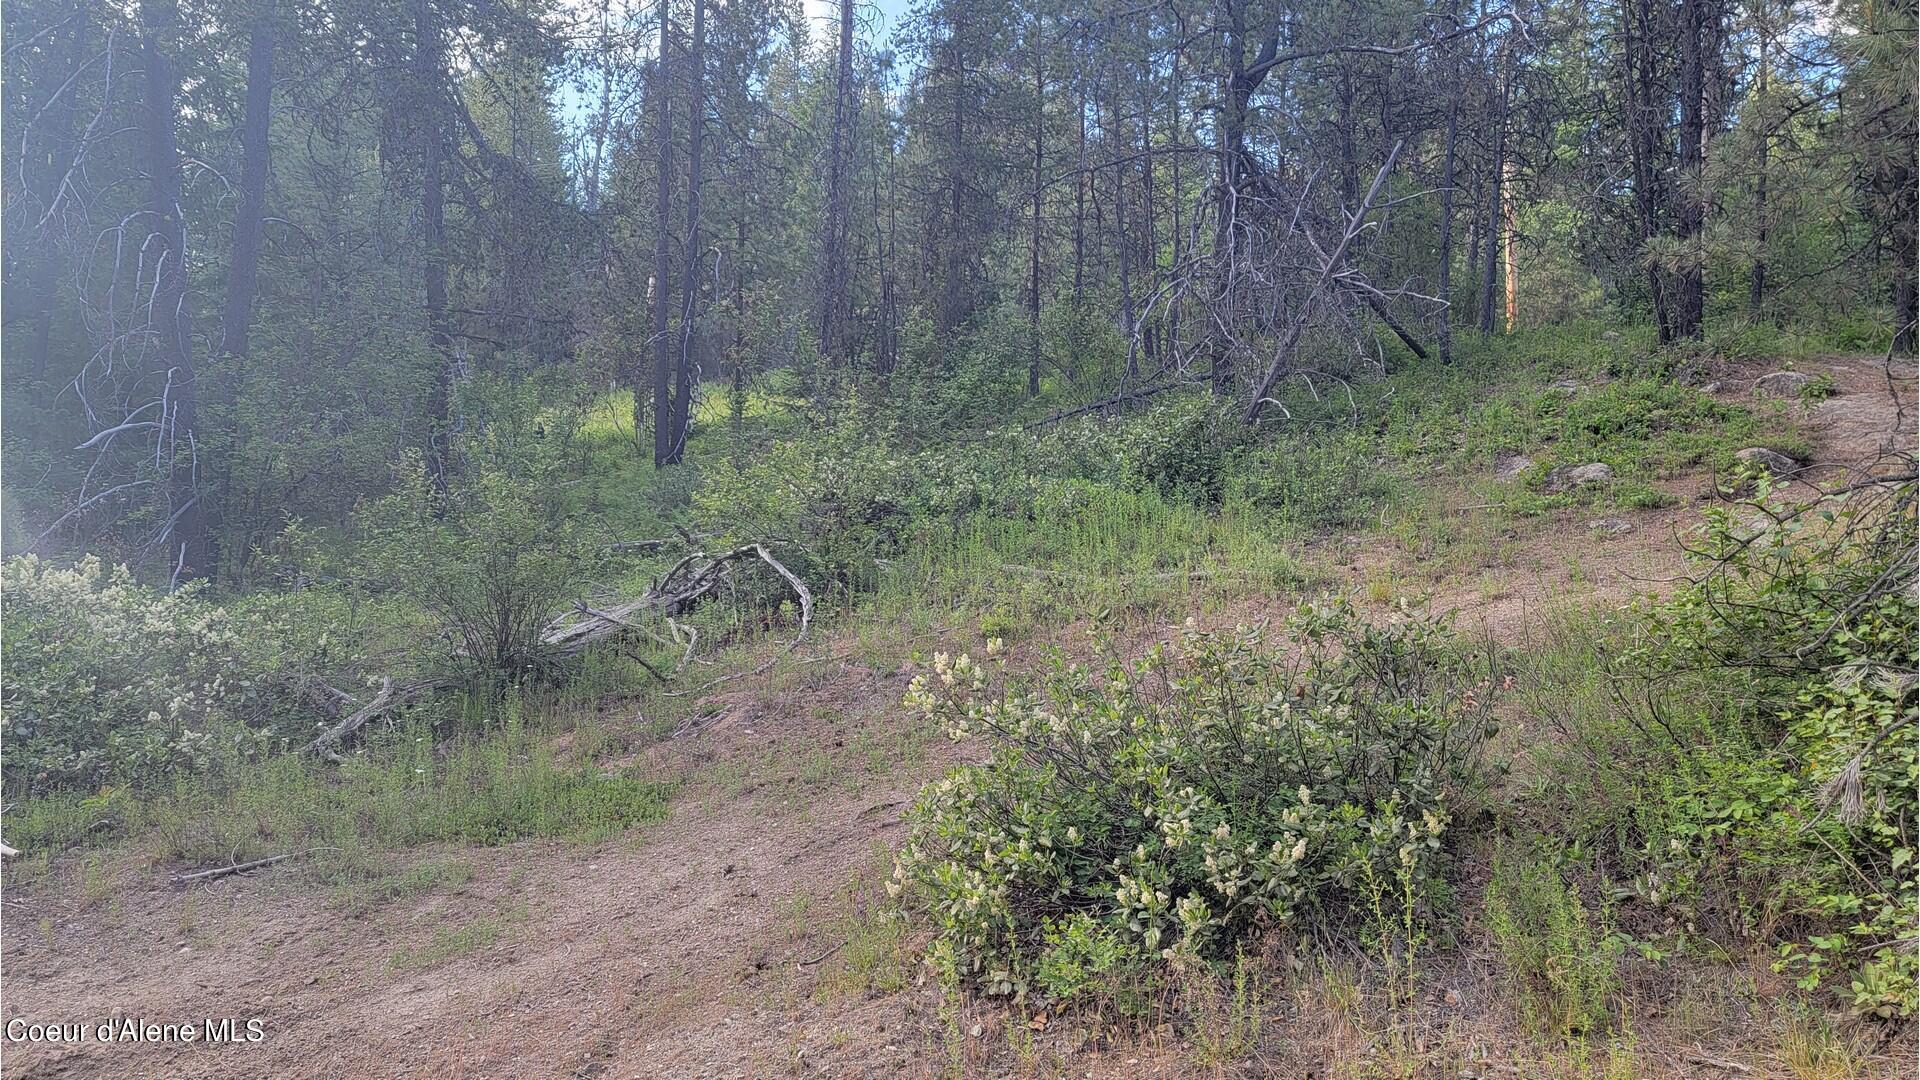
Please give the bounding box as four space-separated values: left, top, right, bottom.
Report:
7 328 1905 1077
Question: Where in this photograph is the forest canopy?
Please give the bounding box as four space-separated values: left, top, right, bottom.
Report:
1 0 1914 580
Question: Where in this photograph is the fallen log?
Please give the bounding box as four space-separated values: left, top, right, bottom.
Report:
306 677 446 760
1025 381 1186 431
307 544 814 759
541 543 812 662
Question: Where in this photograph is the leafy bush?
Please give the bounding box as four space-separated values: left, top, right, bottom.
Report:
693 424 915 590
1224 429 1396 531
353 454 607 679
891 600 1499 999
1 556 296 794
1526 469 1917 1018
1036 394 1254 504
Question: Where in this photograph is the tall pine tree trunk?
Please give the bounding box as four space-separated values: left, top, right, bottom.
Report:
141 0 208 581
1674 0 1709 339
1027 20 1045 397
208 1 275 579
1436 7 1460 362
416 0 454 491
818 0 855 367
667 0 705 465
649 0 676 466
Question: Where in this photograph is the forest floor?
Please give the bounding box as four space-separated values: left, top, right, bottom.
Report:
2 353 1914 1080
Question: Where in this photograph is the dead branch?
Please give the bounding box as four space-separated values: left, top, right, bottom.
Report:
1245 141 1403 422
172 852 296 884
542 543 812 663
1024 381 1189 430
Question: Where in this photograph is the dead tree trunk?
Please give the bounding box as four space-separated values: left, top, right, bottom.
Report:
1244 142 1403 423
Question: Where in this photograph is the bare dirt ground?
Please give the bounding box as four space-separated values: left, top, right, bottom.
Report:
2 354 1912 1079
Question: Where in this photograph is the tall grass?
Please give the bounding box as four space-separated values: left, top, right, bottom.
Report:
8 688 674 877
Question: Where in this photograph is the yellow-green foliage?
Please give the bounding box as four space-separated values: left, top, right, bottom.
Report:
1485 843 1624 1037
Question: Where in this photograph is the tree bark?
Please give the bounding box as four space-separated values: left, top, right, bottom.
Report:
415 0 454 492
818 0 855 367
221 4 275 364
1436 5 1460 362
650 0 676 466
1502 158 1518 332
1477 54 1509 335
666 0 706 466
140 0 208 581
206 1 276 580
1027 17 1045 397
1674 0 1709 340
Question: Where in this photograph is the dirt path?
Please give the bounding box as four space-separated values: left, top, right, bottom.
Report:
3 354 1910 1080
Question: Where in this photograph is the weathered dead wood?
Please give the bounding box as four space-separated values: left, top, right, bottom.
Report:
1353 289 1430 361
1024 381 1187 430
542 543 812 664
1245 141 1402 423
307 676 393 758
305 676 433 761
173 852 295 884
662 544 815 698
307 544 813 760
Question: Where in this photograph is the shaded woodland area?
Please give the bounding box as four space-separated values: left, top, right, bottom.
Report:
2 0 1913 577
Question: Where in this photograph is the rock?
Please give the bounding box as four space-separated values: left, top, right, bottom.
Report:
1590 518 1633 537
1494 452 1534 480
1752 370 1811 397
1735 447 1799 475
1543 462 1614 494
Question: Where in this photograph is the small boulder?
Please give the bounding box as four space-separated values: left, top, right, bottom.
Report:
1752 370 1811 397
1543 462 1614 494
1494 452 1534 480
1734 447 1800 476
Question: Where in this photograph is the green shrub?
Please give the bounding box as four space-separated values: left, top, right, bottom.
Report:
1527 471 1917 1018
1 555 297 794
891 600 1499 999
693 423 914 590
353 454 607 679
1224 429 1396 531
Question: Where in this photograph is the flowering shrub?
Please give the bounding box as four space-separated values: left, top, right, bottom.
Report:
891 601 1499 999
2 556 282 793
